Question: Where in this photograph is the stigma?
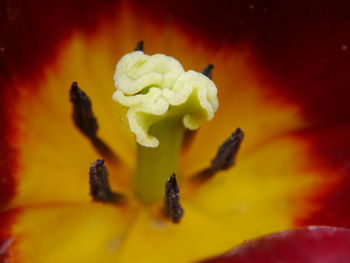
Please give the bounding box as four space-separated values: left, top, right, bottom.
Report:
113 50 219 147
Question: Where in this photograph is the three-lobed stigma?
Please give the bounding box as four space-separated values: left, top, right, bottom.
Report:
113 50 219 147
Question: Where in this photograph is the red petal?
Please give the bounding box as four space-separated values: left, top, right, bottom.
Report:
0 0 117 80
0 210 17 262
201 226 350 263
295 124 350 228
0 80 17 209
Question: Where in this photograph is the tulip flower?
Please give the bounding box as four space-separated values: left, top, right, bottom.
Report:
0 0 349 262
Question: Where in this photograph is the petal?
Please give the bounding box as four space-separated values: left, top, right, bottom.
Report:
0 80 17 209
183 133 322 246
5 204 132 263
117 203 235 263
0 210 17 262
184 125 350 251
201 226 350 263
295 124 350 228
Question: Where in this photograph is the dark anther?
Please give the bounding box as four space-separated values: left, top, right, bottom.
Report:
192 128 244 182
70 82 117 162
70 82 97 138
89 159 124 203
202 64 214 79
211 128 244 171
164 173 184 223
135 41 144 51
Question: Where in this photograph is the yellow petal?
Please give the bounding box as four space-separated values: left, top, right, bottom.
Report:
12 35 137 207
10 204 133 263
183 134 330 247
118 203 237 263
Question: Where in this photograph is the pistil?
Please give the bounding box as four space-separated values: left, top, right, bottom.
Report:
135 117 185 203
183 64 215 150
113 45 219 204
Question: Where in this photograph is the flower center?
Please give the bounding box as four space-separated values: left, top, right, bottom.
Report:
69 42 244 223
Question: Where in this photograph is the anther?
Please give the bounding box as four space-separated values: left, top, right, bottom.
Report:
89 159 124 203
70 82 97 138
192 128 244 181
164 173 184 223
135 41 144 51
202 64 214 79
70 82 118 162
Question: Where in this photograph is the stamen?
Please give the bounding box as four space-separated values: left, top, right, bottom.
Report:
211 128 244 170
202 64 214 79
192 128 244 181
89 159 124 203
70 82 118 162
164 173 184 223
135 41 144 51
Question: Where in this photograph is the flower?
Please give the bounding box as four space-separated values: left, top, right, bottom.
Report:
0 0 350 262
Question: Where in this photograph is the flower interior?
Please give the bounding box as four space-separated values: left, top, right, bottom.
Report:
3 4 342 263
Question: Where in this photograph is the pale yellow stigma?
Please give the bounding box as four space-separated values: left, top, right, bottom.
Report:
113 51 219 147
